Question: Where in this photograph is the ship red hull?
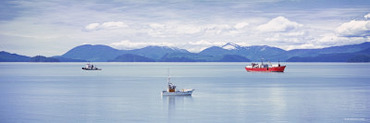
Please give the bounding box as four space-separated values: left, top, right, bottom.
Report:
245 66 286 72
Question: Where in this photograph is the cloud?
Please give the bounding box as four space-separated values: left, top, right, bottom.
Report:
85 23 100 30
110 40 175 50
146 22 237 38
317 33 369 47
285 43 316 50
335 19 370 37
365 13 370 19
234 22 249 29
101 21 128 28
254 16 310 45
85 21 128 31
317 33 345 44
147 23 202 38
147 23 202 37
257 16 303 32
203 24 233 34
314 13 370 47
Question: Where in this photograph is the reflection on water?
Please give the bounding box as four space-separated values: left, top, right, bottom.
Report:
162 96 193 119
268 86 287 122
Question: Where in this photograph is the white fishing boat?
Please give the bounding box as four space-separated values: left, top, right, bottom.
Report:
82 63 101 70
161 72 194 96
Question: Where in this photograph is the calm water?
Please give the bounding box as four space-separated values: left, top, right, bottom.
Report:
0 62 369 123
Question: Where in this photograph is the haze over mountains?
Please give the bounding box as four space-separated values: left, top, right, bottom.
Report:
1 42 370 62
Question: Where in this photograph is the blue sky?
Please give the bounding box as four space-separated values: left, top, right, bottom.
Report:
0 0 369 56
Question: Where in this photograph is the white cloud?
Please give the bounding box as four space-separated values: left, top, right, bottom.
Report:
334 13 370 38
110 40 175 50
282 31 306 36
316 33 369 47
257 16 303 32
285 43 317 50
147 23 203 37
85 23 100 30
264 32 307 43
146 22 236 37
176 25 202 34
336 20 370 37
234 22 249 29
149 23 165 29
364 13 370 19
85 21 128 31
203 24 233 34
313 13 370 48
317 33 345 44
254 16 310 45
101 21 128 28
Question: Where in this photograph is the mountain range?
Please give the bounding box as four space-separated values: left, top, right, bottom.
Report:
1 42 370 62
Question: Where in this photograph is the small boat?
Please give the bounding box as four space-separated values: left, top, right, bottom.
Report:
82 63 101 70
161 73 194 96
245 61 286 72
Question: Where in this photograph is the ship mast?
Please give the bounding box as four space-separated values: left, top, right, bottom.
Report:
167 68 176 92
167 68 170 83
261 58 264 65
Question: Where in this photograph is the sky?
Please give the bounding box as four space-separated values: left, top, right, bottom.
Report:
0 0 370 56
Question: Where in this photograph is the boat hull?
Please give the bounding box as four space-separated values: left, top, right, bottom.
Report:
245 66 286 72
82 68 101 70
161 89 194 96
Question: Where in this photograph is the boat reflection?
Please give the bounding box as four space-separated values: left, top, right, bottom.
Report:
162 95 193 117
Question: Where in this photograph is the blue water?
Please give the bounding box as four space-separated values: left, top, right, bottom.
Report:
0 62 369 123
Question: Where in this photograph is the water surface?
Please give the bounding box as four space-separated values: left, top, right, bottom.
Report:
0 62 369 122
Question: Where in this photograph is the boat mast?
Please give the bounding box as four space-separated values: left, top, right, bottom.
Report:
167 68 176 92
261 58 264 65
167 68 171 84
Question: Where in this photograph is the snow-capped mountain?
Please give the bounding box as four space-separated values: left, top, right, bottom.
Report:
221 42 241 50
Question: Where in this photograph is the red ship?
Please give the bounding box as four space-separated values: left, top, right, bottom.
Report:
245 61 286 72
